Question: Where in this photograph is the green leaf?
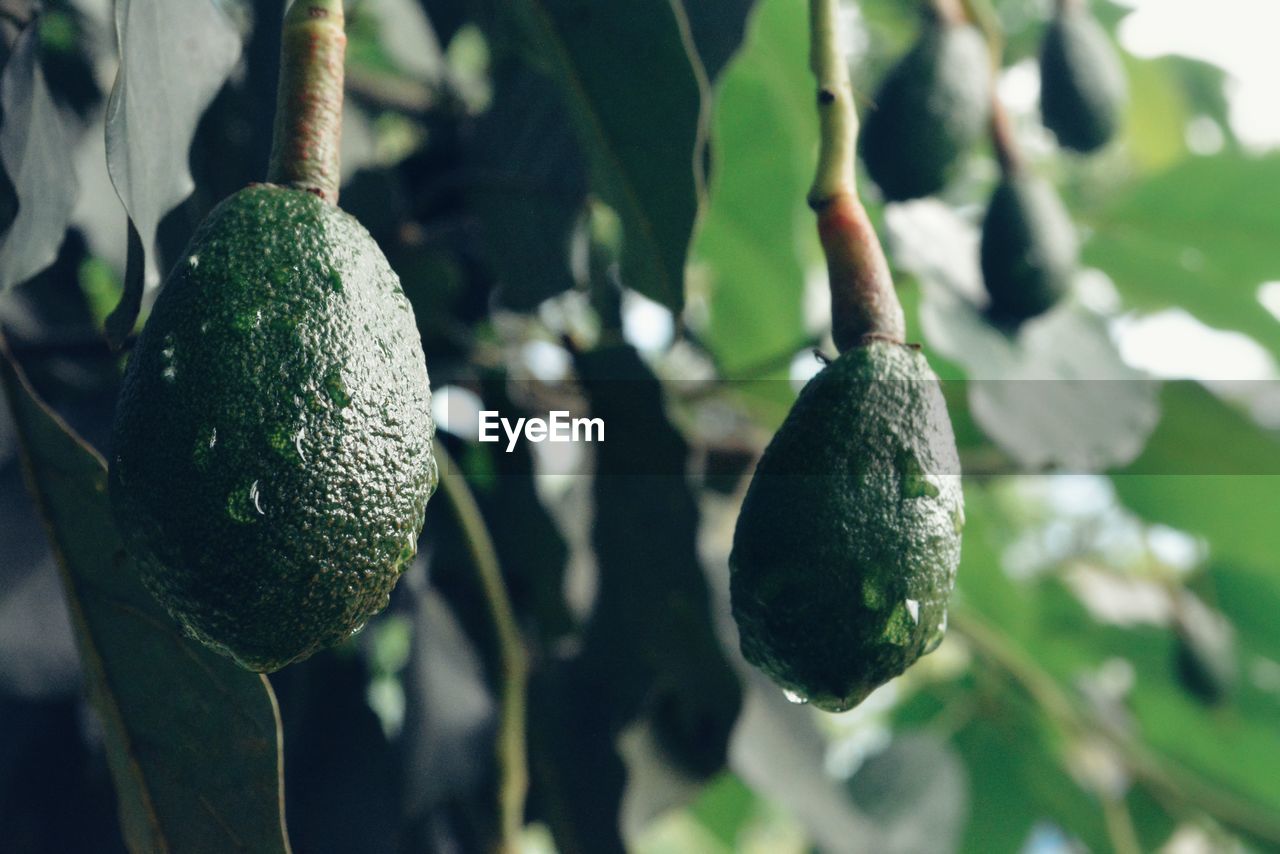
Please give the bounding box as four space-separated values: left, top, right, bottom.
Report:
513 0 702 311
1084 154 1280 362
1113 382 1280 570
691 0 811 376
0 336 289 854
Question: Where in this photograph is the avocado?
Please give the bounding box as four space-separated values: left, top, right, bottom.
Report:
109 184 436 672
730 342 963 712
860 17 991 202
1039 2 1127 153
979 173 1078 325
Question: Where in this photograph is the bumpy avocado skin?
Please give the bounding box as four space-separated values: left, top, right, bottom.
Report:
1039 6 1127 153
730 343 963 712
860 20 991 202
980 174 1079 325
109 185 436 672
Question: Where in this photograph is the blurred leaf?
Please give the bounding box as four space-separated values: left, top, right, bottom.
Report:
469 59 587 311
512 0 701 311
1121 54 1193 173
691 0 810 377
475 369 575 642
574 341 741 780
103 0 240 345
844 732 968 853
400 586 497 820
527 660 628 854
0 23 78 292
272 651 399 854
0 335 289 854
887 200 1161 472
1085 154 1280 363
1113 382 1280 569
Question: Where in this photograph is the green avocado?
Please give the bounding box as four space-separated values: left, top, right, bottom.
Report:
1039 3 1127 153
109 185 436 672
729 342 963 712
979 173 1078 325
860 17 991 202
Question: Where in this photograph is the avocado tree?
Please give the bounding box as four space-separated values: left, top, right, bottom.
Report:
2 0 1280 852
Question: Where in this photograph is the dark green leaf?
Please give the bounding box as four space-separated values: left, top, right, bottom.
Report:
512 0 702 310
469 59 587 311
0 335 289 854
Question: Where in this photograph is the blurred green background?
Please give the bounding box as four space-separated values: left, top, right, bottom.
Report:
2 0 1280 851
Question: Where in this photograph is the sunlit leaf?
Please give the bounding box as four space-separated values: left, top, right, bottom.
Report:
0 23 78 292
1084 154 1280 364
103 0 240 345
691 0 811 377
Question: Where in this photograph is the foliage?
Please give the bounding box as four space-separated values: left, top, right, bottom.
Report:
2 0 1280 851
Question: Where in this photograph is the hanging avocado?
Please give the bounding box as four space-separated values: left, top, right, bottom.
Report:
979 171 1079 325
730 342 964 712
1039 0 1127 153
108 1 436 672
860 11 991 201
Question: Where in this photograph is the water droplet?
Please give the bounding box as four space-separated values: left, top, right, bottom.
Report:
187 255 199 269
783 689 808 705
905 598 920 625
923 610 948 656
324 366 351 408
159 333 178 382
951 504 966 534
249 480 265 515
349 621 368 638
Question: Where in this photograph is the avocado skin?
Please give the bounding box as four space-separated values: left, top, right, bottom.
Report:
1039 5 1127 153
980 174 1078 325
860 20 991 202
109 185 436 672
730 342 963 712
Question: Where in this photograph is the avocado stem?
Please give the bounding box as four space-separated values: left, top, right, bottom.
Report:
807 0 906 349
955 0 1025 177
266 0 346 204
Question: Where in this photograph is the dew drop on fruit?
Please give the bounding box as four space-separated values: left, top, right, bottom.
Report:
922 610 948 656
187 255 199 269
905 598 920 625
160 333 178 382
783 689 808 705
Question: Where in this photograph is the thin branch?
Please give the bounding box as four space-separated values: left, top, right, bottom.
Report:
806 0 904 349
952 606 1280 846
435 443 529 852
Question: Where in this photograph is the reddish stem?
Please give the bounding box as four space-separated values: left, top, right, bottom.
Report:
816 192 905 349
266 0 346 204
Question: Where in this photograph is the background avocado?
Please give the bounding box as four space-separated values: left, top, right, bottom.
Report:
979 173 1079 325
109 184 436 672
730 342 963 712
859 16 991 202
1039 1 1128 153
